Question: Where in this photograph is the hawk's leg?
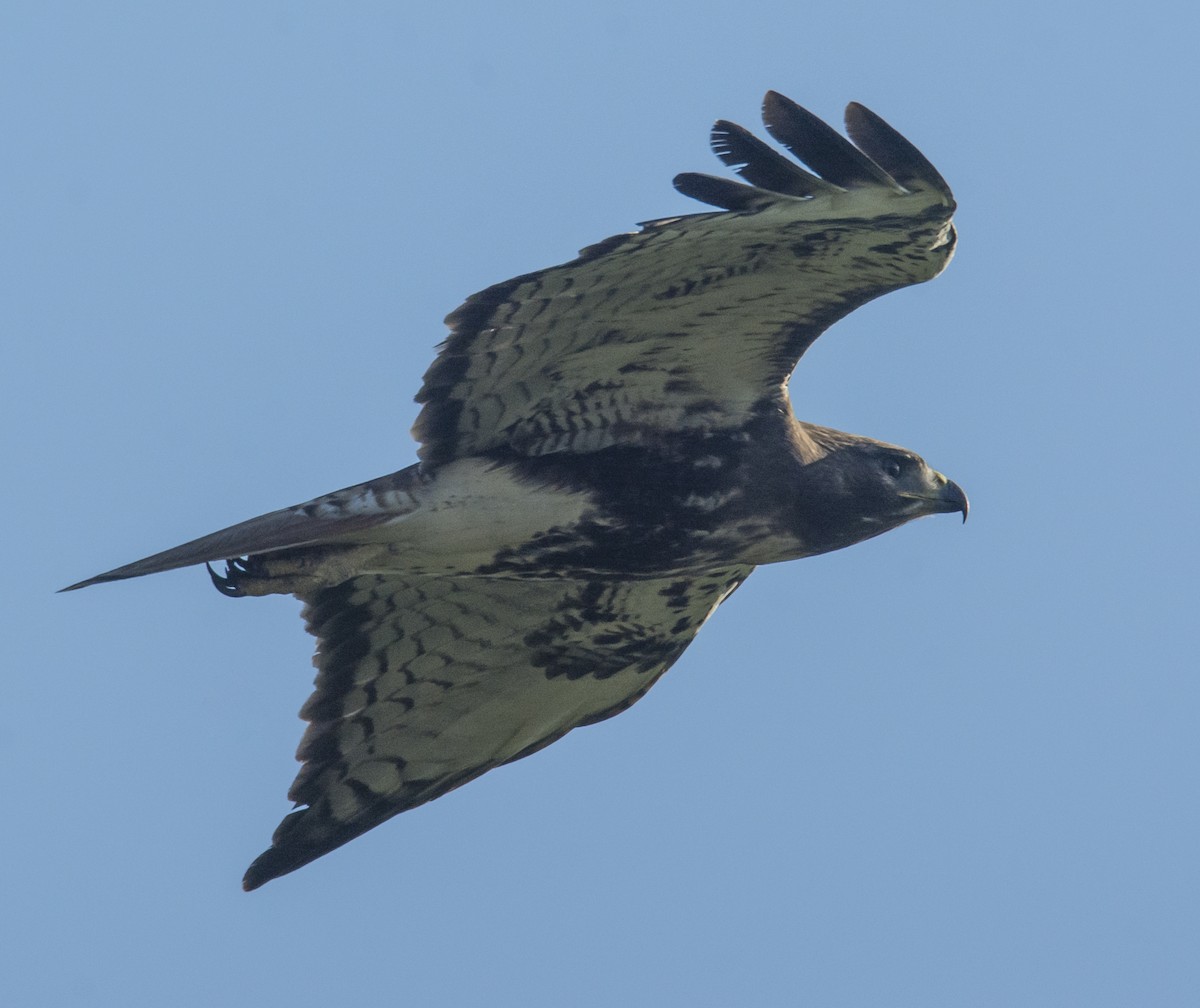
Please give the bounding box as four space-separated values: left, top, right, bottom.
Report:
207 544 390 598
207 553 328 598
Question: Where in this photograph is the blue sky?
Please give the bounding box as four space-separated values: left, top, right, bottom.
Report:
5 2 1197 1006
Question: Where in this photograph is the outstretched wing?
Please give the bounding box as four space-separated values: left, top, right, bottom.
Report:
414 93 956 467
242 565 750 890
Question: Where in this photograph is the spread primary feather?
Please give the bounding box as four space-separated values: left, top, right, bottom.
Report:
64 92 967 890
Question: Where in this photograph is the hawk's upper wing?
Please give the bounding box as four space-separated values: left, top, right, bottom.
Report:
414 93 955 466
242 565 750 890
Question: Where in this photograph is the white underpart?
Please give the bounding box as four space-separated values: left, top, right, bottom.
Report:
680 488 741 513
371 459 595 572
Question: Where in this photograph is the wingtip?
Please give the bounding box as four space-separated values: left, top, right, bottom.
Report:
241 864 268 892
759 91 897 190
672 171 768 212
842 100 954 204
239 806 323 892
761 89 786 115
242 839 293 891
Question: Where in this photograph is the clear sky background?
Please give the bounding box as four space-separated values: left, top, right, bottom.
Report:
4 3 1197 1006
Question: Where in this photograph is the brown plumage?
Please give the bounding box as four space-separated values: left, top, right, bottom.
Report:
65 93 967 889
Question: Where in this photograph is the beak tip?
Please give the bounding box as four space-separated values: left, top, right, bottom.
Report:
940 476 968 524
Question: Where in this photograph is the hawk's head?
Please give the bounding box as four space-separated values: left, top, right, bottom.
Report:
788 434 968 557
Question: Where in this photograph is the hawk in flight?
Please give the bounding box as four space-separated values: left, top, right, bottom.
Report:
66 92 967 890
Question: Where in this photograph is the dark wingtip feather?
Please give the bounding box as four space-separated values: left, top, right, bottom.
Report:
843 101 954 203
241 796 399 891
242 845 289 891
672 172 772 212
672 91 951 215
241 807 315 891
710 119 839 197
761 91 897 190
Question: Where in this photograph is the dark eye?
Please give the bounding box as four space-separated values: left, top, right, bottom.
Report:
884 457 905 479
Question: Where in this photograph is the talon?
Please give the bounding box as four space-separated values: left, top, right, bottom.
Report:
208 560 248 597
228 556 261 577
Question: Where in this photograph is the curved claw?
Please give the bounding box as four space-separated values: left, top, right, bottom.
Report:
207 560 248 597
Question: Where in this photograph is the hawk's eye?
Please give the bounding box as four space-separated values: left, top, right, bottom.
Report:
884 458 905 479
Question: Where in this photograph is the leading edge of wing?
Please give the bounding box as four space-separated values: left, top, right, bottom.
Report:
413 92 956 468
59 466 427 591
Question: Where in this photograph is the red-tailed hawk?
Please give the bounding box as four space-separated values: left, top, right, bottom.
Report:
65 92 967 890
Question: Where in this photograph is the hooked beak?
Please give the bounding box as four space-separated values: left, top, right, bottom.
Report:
900 471 969 523
930 473 969 523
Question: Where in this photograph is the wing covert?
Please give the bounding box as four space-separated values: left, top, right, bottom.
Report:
242 565 750 889
413 93 956 467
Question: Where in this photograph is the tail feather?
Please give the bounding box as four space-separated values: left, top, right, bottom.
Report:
61 465 426 591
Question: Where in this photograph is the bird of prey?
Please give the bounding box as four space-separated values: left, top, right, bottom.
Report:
65 92 967 890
